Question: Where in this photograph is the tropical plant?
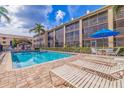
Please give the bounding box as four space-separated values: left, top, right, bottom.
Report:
12 38 32 48
113 5 124 15
29 23 46 35
12 38 18 48
0 6 10 22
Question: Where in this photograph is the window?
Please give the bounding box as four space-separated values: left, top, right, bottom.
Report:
65 30 79 46
66 22 79 32
97 23 108 30
97 38 108 47
115 37 124 47
83 19 89 27
3 41 6 44
84 40 90 47
48 31 54 47
115 6 124 19
55 28 64 47
98 12 108 23
2 37 6 39
116 19 124 28
89 16 97 26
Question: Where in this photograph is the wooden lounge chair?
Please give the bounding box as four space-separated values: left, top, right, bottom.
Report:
50 65 124 88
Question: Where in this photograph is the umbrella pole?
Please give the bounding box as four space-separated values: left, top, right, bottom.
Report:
103 38 104 49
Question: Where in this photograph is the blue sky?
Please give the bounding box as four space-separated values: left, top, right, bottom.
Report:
0 5 104 36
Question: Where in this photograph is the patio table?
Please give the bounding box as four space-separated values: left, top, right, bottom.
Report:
97 49 107 55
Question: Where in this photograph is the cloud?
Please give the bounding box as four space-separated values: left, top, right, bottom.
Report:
67 5 81 19
55 10 65 24
0 5 53 36
0 26 34 37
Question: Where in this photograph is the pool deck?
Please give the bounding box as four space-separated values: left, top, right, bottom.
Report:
0 51 80 88
0 51 124 88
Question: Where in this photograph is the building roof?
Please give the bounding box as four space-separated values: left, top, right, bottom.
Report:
0 33 33 39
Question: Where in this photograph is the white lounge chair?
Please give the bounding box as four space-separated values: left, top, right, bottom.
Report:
0 52 5 64
70 60 123 79
107 48 120 56
50 64 124 88
91 48 97 54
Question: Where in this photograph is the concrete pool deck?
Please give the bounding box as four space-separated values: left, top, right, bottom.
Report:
0 51 124 88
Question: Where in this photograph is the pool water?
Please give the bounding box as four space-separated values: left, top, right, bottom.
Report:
12 51 72 68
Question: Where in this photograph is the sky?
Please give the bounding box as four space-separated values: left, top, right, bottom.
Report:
0 5 104 37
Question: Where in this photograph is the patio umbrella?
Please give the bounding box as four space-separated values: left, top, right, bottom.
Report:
89 28 120 47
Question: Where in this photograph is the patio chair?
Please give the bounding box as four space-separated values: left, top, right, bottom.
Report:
107 48 120 56
91 47 97 54
106 48 114 55
71 59 124 79
0 52 5 64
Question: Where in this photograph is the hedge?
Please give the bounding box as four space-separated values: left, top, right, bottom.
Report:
40 47 124 55
40 47 91 54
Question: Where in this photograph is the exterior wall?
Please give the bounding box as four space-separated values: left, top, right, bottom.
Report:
63 26 66 47
34 6 124 48
79 19 83 47
0 34 33 50
33 32 47 48
108 7 114 48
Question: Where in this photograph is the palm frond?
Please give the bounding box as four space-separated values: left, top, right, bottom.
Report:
0 11 10 22
0 7 9 14
29 23 46 34
113 5 124 15
29 28 36 33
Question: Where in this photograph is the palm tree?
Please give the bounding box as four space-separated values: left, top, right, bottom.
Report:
0 6 10 22
113 5 124 15
29 23 46 35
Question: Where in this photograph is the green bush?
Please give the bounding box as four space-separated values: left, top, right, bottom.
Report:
35 48 40 50
118 47 124 56
41 47 91 54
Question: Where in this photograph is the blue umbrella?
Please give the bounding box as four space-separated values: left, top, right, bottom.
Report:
90 28 120 38
89 28 120 47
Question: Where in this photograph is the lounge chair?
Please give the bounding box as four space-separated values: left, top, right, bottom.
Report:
91 47 97 54
71 60 124 79
107 48 120 56
50 64 124 88
0 52 5 64
83 55 116 66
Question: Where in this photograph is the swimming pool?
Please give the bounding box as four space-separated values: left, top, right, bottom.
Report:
11 51 73 68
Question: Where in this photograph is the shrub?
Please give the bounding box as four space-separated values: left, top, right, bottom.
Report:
118 47 124 56
35 48 40 50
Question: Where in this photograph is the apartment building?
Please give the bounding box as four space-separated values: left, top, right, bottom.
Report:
33 5 124 48
0 33 33 50
33 33 48 48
